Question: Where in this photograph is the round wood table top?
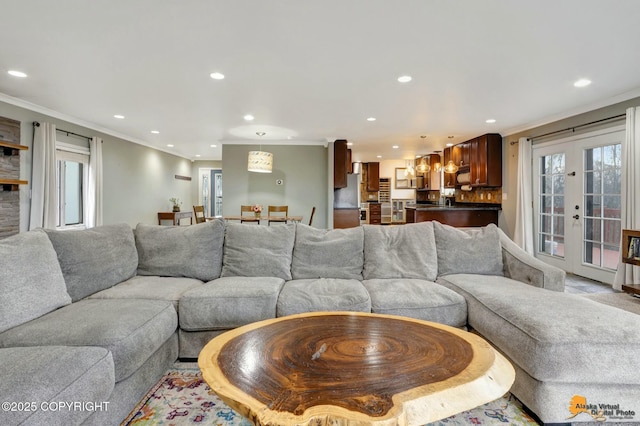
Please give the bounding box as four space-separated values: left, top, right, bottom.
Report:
198 311 514 426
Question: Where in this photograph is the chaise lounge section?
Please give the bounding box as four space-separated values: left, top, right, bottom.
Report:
1 220 639 425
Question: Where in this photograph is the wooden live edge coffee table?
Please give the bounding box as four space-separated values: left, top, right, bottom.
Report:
198 311 515 426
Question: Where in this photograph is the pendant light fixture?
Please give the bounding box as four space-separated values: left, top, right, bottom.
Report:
404 159 415 177
248 132 273 173
417 156 430 173
443 160 459 174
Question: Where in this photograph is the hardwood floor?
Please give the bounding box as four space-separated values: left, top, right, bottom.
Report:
564 273 617 294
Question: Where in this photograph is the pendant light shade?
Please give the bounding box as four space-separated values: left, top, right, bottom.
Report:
248 131 273 173
443 160 459 174
248 150 273 173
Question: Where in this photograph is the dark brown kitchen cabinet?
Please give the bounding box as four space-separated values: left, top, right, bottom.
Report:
334 209 360 228
458 141 471 169
443 147 456 188
368 202 381 224
334 139 348 189
347 149 353 174
470 134 502 187
366 162 380 192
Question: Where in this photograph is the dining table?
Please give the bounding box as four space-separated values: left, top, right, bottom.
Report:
208 215 304 223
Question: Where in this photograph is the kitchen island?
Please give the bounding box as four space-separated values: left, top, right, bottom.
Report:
405 205 500 227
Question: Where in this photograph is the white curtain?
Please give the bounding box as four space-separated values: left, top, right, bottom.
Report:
29 122 57 230
613 106 640 290
514 137 534 254
86 136 103 228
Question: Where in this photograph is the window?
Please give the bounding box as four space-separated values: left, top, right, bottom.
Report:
538 153 565 257
56 143 89 229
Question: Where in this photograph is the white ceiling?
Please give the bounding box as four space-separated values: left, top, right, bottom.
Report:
2 0 640 162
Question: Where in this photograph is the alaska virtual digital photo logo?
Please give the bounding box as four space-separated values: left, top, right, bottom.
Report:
568 395 637 422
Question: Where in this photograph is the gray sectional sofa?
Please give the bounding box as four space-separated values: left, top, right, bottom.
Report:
1 220 639 425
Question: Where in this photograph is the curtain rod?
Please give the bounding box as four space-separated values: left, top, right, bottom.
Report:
32 121 92 141
509 113 626 145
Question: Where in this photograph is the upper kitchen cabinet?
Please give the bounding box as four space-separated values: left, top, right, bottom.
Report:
366 162 380 192
470 133 502 187
334 139 348 189
458 141 471 170
416 154 441 190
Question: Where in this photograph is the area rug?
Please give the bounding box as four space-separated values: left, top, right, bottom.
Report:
121 364 538 425
582 292 640 315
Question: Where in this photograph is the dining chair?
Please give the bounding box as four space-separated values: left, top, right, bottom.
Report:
308 206 316 226
240 205 260 224
268 205 288 225
193 205 206 224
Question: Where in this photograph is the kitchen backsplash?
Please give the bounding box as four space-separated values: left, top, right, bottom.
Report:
455 187 502 204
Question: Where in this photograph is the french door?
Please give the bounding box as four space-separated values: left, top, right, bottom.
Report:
532 127 624 284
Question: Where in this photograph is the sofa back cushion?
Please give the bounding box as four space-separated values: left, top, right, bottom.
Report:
221 223 295 280
135 220 225 282
433 221 504 276
0 230 71 333
292 224 364 280
363 222 438 281
44 223 138 301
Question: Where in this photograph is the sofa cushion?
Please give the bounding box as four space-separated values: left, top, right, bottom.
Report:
292 224 364 280
135 220 225 281
362 279 467 327
0 230 71 334
44 223 138 301
89 275 203 310
0 299 177 382
221 223 295 280
0 346 114 426
277 279 371 317
179 277 285 331
433 222 503 276
437 274 640 384
363 222 438 281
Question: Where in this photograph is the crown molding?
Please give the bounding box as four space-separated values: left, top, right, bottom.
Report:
0 92 191 160
502 87 640 137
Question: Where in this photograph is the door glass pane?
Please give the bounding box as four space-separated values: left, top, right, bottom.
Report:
540 214 551 234
552 154 565 173
64 161 83 225
582 144 621 270
538 153 565 257
603 196 621 218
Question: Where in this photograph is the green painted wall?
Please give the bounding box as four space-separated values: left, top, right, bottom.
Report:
0 100 193 230
222 144 328 228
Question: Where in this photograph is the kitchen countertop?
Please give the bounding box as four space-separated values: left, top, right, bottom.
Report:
406 204 501 211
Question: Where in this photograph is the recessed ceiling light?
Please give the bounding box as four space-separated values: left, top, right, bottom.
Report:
485 119 496 124
346 142 353 146
195 154 201 158
8 70 27 78
210 72 225 80
377 155 382 158
574 78 592 88
243 114 254 121
150 130 160 134
367 117 376 122
415 155 421 158
114 114 125 119
392 145 399 149
397 75 412 83
167 144 174 148
446 143 454 147
210 144 217 148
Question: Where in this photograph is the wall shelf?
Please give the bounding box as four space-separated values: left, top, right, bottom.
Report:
0 140 29 155
0 178 28 191
622 229 640 267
